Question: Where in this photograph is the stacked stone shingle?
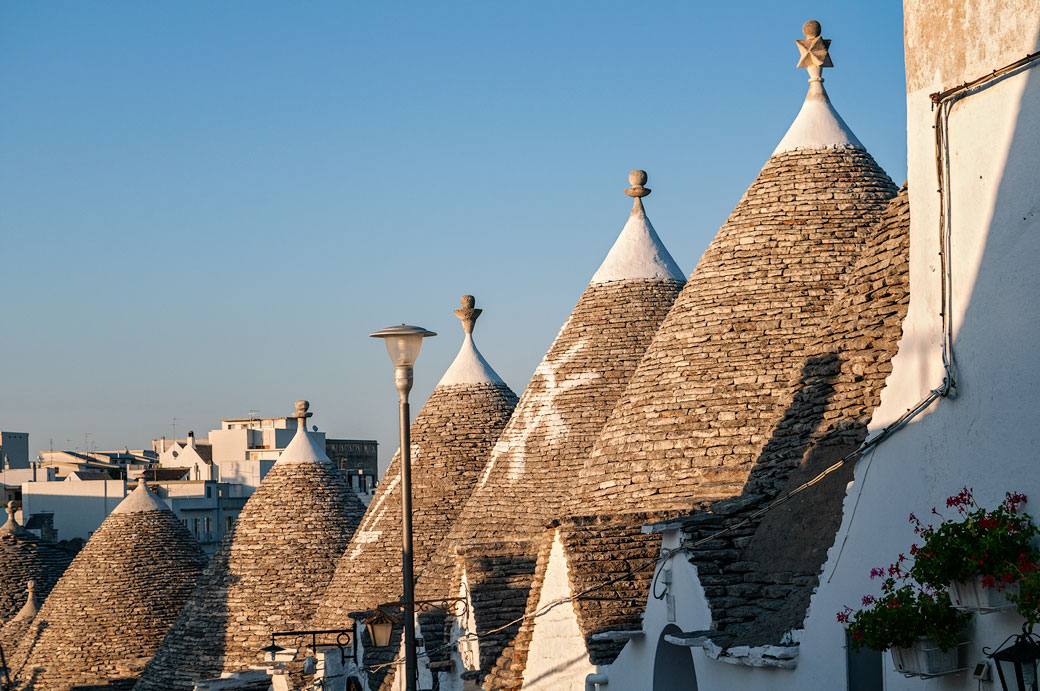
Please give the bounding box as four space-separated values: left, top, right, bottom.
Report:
10 483 207 690
309 296 518 690
483 513 676 691
425 172 685 687
674 184 911 651
0 504 74 628
134 402 367 691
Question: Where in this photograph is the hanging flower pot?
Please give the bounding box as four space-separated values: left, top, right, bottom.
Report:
949 577 1018 613
909 490 1039 603
890 637 963 677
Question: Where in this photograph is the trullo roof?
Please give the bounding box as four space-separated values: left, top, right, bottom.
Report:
309 296 519 689
420 171 685 687
133 401 367 691
10 483 207 690
0 502 74 626
574 20 898 516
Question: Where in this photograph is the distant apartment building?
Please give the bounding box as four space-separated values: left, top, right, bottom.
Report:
0 430 29 469
39 449 157 480
325 438 379 496
152 415 378 500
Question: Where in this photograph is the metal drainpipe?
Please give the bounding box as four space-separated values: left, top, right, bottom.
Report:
585 672 609 690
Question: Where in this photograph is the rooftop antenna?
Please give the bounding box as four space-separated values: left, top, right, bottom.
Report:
171 417 177 441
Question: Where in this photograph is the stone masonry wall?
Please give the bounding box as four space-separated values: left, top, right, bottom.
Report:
485 513 672 691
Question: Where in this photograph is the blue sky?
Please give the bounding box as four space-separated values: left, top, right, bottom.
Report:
0 2 907 471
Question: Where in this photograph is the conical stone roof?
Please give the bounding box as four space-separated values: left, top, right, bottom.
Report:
0 502 74 626
575 19 898 515
10 483 207 690
437 170 683 546
134 402 367 691
309 297 518 687
417 171 684 683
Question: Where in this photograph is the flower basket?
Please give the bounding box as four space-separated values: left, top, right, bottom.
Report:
890 638 963 677
948 577 1017 613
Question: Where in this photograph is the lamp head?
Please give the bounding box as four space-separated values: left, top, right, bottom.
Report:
364 609 398 648
370 324 437 369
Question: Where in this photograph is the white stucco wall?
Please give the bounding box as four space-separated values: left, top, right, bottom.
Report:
21 478 126 540
521 531 598 690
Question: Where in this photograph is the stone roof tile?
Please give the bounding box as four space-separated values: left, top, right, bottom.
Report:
134 406 367 691
310 297 519 690
10 493 207 690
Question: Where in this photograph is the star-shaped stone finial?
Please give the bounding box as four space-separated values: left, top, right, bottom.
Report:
454 295 482 335
796 20 832 76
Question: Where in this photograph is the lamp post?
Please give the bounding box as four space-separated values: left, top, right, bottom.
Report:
370 323 436 691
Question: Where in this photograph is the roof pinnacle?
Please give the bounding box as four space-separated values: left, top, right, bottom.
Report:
796 19 833 89
625 169 651 218
293 400 313 430
625 170 651 198
454 295 482 335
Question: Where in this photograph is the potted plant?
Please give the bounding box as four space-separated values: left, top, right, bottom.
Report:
909 489 1039 613
840 560 970 676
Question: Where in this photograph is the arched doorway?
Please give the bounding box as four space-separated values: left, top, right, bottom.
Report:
653 624 698 691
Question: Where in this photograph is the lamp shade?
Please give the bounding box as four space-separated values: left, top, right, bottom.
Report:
988 626 1040 691
370 324 437 368
364 609 396 648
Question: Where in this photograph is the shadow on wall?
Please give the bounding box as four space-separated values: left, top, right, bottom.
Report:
683 350 883 647
947 31 1040 450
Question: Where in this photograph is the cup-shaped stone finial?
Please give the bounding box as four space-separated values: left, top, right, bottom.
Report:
293 400 313 420
454 295 482 335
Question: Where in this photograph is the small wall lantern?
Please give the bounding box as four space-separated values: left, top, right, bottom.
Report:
986 624 1040 691
365 610 397 649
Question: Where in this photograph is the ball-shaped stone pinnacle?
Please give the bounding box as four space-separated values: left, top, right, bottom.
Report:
803 20 822 39
629 169 648 186
461 295 475 309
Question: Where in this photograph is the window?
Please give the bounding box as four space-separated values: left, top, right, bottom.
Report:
193 518 200 535
205 517 212 534
846 629 883 691
226 515 235 531
206 485 212 498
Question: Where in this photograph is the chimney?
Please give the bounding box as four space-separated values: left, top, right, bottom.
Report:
187 431 196 449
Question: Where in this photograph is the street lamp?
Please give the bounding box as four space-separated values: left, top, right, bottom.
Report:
370 323 436 691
